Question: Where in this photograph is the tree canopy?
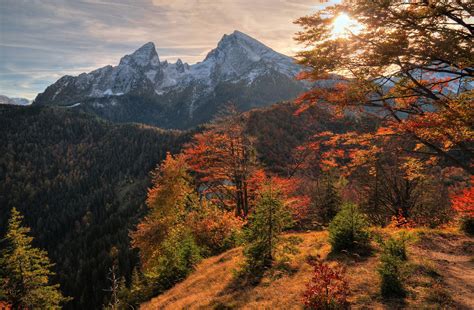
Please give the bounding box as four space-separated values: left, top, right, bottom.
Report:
295 0 473 174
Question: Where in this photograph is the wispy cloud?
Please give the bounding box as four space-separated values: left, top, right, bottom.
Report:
0 0 339 99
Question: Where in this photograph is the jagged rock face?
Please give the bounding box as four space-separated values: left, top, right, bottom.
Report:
34 31 309 129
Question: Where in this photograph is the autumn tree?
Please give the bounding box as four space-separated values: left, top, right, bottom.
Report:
295 0 473 174
267 175 311 226
300 129 456 225
186 201 244 256
130 153 197 273
184 106 262 217
344 135 427 221
0 208 70 309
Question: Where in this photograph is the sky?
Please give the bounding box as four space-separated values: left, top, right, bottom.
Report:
0 0 339 99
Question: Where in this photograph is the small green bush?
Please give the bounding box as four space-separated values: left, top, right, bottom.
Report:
377 234 410 299
460 217 474 236
379 232 411 261
328 203 370 252
378 254 406 298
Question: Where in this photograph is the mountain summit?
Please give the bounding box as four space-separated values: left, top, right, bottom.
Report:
204 30 300 82
120 42 160 67
34 31 308 129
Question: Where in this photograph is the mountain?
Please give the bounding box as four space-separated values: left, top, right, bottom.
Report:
0 95 31 106
33 31 309 129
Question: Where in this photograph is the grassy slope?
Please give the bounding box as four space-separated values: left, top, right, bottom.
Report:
141 229 474 309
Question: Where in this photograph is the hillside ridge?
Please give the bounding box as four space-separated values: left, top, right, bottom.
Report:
141 229 474 309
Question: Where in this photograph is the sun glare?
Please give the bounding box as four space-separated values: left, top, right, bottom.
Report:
331 13 362 38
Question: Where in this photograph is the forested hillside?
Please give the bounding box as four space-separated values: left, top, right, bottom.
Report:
0 103 360 309
245 102 376 175
0 105 189 309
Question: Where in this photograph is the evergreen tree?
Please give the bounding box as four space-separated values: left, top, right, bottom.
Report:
109 267 148 309
127 266 147 304
320 175 341 224
243 182 294 275
151 224 201 289
0 208 70 308
328 203 370 253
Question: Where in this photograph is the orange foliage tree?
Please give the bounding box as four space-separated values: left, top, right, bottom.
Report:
186 201 244 256
269 175 310 224
184 107 262 218
296 128 458 226
130 153 196 270
294 0 473 174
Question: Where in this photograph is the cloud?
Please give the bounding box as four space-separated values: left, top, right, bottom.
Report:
0 0 340 98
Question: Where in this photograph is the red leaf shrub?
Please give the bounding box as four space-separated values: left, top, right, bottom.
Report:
451 177 474 218
302 259 350 309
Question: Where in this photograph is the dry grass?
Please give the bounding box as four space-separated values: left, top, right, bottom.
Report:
141 228 474 310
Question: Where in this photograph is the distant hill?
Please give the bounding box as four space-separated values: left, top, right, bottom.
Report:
0 94 31 106
33 31 311 129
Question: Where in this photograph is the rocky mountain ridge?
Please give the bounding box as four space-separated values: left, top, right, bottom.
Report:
33 31 309 129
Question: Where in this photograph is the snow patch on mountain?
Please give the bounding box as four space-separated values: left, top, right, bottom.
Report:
66 102 82 108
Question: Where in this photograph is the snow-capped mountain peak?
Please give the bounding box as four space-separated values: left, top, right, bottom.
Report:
119 42 160 68
34 31 308 129
199 30 300 83
215 30 275 59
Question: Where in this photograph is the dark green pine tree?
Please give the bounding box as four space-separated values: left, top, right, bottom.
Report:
321 176 341 224
128 266 147 304
0 208 70 309
243 182 294 275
